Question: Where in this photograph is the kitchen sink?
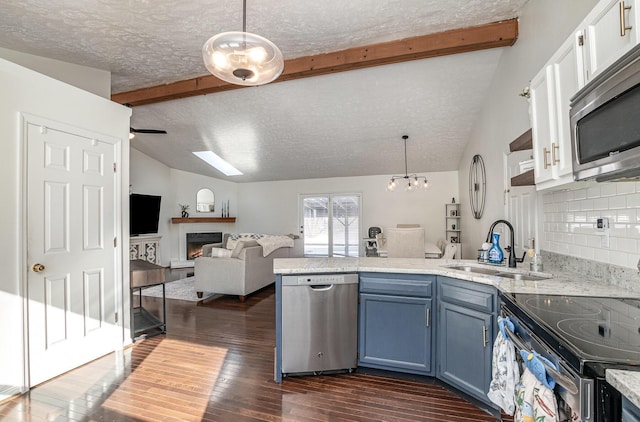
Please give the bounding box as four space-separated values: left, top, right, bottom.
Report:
445 265 501 276
495 272 550 281
445 265 551 281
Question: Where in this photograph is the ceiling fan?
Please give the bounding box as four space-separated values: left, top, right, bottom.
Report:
129 126 167 139
124 104 167 139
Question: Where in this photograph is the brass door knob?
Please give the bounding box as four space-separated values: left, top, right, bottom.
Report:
32 263 45 273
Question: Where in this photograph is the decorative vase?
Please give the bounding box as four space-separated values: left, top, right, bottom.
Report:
488 233 504 264
181 211 189 218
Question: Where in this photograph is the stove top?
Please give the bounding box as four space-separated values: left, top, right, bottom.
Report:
501 292 640 375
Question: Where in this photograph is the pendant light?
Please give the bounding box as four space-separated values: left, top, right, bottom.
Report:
202 0 284 86
387 135 429 192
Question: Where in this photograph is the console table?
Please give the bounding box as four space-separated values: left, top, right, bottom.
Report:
130 235 161 264
130 259 166 339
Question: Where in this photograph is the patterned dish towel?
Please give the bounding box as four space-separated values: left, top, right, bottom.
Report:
488 317 520 415
514 367 559 422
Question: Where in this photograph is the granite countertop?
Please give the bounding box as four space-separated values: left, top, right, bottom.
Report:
607 370 640 408
274 256 640 404
273 257 640 297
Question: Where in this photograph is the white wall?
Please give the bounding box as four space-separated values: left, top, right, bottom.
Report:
129 148 173 264
0 47 111 98
168 168 238 262
458 0 599 260
0 58 130 401
129 149 238 264
237 171 459 255
130 149 458 260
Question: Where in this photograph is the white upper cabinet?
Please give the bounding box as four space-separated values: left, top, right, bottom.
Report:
550 30 584 179
530 66 555 186
528 0 640 191
584 0 639 81
530 32 583 190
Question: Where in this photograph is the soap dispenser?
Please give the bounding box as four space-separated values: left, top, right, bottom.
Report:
487 233 504 265
529 238 543 272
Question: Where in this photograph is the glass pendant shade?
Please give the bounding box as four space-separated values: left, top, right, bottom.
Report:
203 31 284 86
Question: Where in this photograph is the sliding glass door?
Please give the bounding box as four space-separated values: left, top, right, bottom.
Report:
300 194 361 257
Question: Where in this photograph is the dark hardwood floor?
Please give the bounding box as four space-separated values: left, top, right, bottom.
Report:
1 272 511 421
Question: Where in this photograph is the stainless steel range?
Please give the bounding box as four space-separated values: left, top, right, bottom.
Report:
500 291 640 422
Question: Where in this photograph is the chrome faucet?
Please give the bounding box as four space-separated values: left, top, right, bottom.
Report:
485 219 517 268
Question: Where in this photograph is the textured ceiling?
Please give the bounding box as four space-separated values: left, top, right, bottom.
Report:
0 0 529 182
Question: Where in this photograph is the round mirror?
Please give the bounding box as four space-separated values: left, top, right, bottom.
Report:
196 188 215 212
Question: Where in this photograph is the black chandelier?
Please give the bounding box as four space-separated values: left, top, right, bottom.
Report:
386 135 429 192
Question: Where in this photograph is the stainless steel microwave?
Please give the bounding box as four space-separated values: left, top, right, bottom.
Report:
571 44 640 182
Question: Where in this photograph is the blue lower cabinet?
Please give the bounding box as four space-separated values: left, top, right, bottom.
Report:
623 397 640 421
359 293 433 375
356 273 496 407
437 276 496 405
437 301 493 401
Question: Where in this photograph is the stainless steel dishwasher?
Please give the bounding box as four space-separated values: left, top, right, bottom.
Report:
281 273 358 375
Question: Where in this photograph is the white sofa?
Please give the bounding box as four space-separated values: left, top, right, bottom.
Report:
194 234 296 301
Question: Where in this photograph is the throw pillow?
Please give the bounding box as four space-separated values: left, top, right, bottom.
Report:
210 247 232 258
231 239 259 258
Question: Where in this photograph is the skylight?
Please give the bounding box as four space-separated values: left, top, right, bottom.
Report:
193 151 243 176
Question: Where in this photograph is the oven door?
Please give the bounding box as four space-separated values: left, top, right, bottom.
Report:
501 305 594 421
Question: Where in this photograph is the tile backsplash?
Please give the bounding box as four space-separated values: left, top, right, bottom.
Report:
542 181 640 269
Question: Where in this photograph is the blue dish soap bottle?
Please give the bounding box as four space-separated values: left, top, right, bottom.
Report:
488 233 504 265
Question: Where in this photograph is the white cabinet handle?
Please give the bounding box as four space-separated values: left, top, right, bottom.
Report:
620 1 633 37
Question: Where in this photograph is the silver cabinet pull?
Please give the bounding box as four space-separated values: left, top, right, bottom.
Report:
620 1 633 37
426 308 431 327
482 325 488 347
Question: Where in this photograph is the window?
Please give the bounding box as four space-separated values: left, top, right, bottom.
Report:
300 194 361 257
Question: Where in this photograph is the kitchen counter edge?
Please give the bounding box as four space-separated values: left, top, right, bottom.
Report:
274 257 639 298
607 369 640 409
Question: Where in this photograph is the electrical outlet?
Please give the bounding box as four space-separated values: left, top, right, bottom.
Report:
596 217 610 248
597 218 609 231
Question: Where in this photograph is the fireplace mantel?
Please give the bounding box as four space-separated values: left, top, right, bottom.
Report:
171 217 236 224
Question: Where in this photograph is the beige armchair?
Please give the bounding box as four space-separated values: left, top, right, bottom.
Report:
377 227 425 258
195 238 294 302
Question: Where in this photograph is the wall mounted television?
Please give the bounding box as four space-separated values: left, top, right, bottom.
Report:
130 193 161 236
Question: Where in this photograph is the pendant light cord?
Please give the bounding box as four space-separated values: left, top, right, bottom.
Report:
242 0 247 33
403 137 409 176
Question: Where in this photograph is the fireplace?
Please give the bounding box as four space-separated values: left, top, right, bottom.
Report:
186 232 223 260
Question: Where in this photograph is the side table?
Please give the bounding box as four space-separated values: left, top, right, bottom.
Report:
130 259 166 340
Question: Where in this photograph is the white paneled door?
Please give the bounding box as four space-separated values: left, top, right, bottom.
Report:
27 122 118 386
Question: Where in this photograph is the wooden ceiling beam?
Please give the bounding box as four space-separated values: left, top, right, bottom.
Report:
112 19 518 106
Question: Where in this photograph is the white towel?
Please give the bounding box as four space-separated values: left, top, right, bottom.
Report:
487 330 520 415
514 368 559 422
